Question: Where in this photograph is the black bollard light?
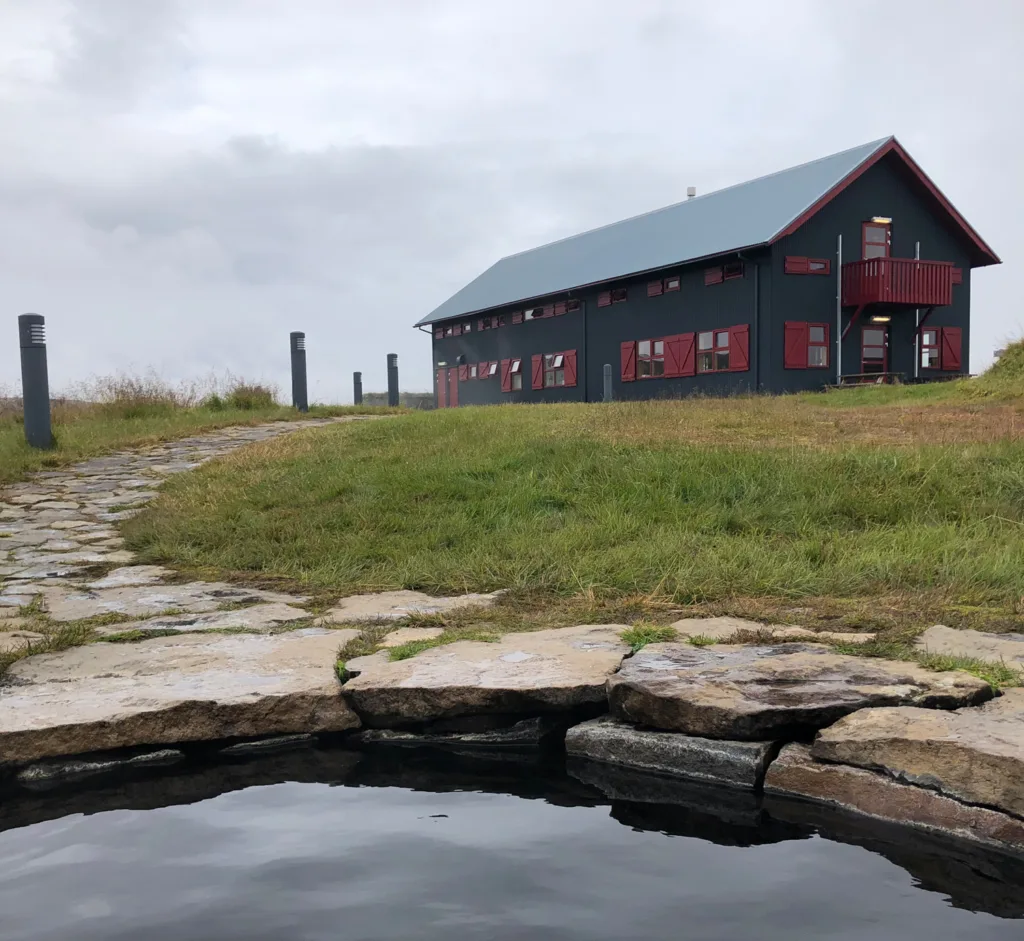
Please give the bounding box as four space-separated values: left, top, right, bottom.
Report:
603 363 613 402
290 331 308 413
386 353 399 407
18 314 53 449
353 371 363 406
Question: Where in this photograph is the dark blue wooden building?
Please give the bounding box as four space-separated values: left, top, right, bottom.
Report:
415 137 999 406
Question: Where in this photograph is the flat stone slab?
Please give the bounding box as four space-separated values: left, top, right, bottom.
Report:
86 566 174 589
342 625 631 726
811 690 1024 819
765 743 1024 851
95 602 310 635
916 624 1024 667
356 716 560 748
672 617 875 645
565 716 777 788
379 626 445 648
608 643 992 740
0 628 361 766
37 581 309 622
323 589 502 623
0 630 45 654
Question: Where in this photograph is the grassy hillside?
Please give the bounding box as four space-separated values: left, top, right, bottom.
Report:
124 348 1024 634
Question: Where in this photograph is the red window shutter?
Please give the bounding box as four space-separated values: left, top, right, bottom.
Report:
567 299 581 311
434 327 443 339
729 325 750 372
951 267 963 285
704 266 724 286
678 332 696 376
940 327 962 371
543 305 554 318
554 302 566 315
512 311 524 324
478 362 488 378
458 364 469 381
784 321 809 369
598 291 612 307
647 280 663 297
663 334 682 377
531 354 544 390
620 341 637 382
500 358 512 392
563 350 578 387
785 256 810 275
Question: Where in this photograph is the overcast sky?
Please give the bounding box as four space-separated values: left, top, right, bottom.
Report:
0 0 1021 400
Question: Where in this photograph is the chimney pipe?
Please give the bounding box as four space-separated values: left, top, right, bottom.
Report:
686 186 697 200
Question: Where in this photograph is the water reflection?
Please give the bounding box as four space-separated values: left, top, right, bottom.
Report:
0 741 1022 938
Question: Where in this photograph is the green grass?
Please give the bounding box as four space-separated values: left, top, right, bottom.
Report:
0 402 398 486
620 624 677 652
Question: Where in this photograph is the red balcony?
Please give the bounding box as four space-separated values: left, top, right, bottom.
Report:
842 258 954 308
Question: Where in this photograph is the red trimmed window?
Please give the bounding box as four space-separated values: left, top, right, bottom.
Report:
621 334 696 381
599 289 627 307
500 357 523 392
862 221 891 259
784 322 830 369
665 275 680 292
567 299 581 312
920 329 940 370
497 315 506 326
434 327 443 339
704 266 724 285
921 327 962 371
453 324 462 337
723 261 744 280
469 364 478 379
611 288 627 303
785 256 831 275
697 325 749 372
463 322 472 333
444 325 454 337
478 319 486 331
533 350 578 388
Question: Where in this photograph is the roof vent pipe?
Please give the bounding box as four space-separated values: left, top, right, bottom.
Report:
686 186 697 199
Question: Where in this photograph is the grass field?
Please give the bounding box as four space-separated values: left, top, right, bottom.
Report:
122 346 1024 645
0 374 398 486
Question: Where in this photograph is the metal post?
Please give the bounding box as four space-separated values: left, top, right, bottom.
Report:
913 241 921 380
836 234 843 383
386 353 399 407
353 371 363 405
18 314 53 449
290 331 308 412
602 363 613 402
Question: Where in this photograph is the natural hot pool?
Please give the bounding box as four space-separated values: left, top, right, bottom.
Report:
1 746 1022 940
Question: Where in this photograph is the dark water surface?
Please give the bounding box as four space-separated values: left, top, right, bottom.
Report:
1 746 1022 940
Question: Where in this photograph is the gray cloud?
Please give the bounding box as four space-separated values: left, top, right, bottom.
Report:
0 0 1020 400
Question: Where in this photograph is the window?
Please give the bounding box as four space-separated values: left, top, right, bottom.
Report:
444 325 454 337
647 280 663 297
544 353 566 387
785 256 832 275
478 319 486 331
488 362 498 377
665 276 680 292
434 327 443 339
469 364 478 378
808 324 829 367
784 322 830 369
637 339 665 377
920 329 940 369
697 330 731 372
497 315 506 326
463 323 472 333
567 299 581 312
723 261 744 281
502 357 523 391
610 288 627 303
862 222 890 259
704 266 724 285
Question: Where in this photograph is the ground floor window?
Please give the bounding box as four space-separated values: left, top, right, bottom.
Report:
920 329 940 369
637 339 665 377
544 353 566 387
784 322 830 369
697 330 731 372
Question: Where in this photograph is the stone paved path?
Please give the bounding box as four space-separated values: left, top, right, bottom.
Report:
0 418 363 648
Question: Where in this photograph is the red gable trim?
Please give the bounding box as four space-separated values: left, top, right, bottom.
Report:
769 137 999 266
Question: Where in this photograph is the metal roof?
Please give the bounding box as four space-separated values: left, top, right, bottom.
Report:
416 137 892 326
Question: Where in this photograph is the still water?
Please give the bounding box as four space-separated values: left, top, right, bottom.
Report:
0 746 1022 940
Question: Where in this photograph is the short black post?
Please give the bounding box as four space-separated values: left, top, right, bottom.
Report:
353 371 363 406
602 363 613 402
18 314 53 449
290 331 308 412
386 353 399 407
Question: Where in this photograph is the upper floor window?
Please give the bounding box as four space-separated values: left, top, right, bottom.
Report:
785 256 831 275
862 221 891 259
705 263 743 285
598 288 628 307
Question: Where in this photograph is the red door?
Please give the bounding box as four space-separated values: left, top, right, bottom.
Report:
862 221 891 259
448 368 459 407
436 368 447 408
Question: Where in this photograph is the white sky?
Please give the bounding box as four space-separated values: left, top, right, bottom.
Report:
0 0 1021 400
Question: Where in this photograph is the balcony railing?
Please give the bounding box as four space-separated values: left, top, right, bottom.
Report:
842 258 954 308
